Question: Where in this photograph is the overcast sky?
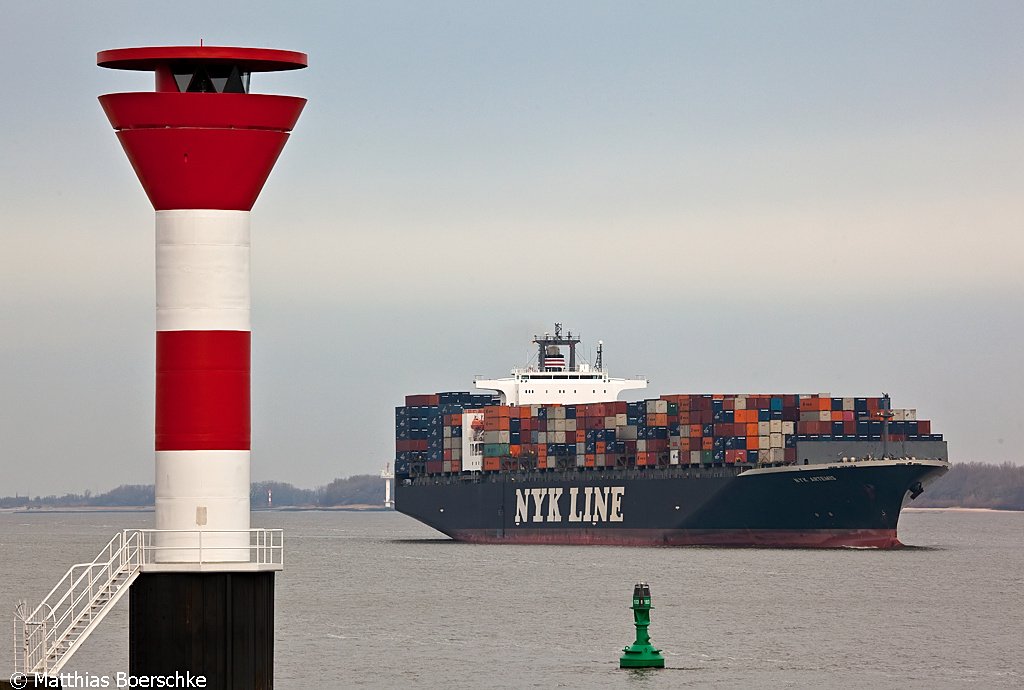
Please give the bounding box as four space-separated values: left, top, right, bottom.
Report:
1 1 1022 495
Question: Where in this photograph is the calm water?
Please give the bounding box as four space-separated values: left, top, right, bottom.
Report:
1 509 1021 688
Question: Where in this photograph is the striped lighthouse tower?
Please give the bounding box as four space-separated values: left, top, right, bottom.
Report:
99 46 305 689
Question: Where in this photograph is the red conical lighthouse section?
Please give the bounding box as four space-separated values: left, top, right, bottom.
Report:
99 46 305 210
99 46 305 688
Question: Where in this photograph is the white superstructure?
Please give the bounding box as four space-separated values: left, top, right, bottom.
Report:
473 324 648 405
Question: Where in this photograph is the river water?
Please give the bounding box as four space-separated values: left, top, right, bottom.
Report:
1 509 1021 688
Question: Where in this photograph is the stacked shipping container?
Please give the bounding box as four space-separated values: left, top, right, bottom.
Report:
395 393 943 476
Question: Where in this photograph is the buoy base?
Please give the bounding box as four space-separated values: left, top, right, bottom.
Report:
620 644 665 669
129 571 274 690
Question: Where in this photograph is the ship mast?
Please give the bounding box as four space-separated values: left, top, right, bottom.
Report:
534 322 581 371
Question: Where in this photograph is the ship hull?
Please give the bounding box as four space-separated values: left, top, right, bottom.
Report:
395 459 947 548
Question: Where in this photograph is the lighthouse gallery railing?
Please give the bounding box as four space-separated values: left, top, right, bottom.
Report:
14 528 283 676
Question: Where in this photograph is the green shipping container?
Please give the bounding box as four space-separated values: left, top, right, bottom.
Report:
484 443 510 457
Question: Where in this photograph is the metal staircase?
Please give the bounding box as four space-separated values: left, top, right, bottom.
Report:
14 530 142 676
13 528 283 677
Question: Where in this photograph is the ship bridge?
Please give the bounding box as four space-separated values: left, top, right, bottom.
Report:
473 324 647 405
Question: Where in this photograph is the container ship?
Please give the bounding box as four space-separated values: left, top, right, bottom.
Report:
394 325 949 548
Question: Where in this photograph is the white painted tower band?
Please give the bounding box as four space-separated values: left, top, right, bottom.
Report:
156 210 251 332
155 209 251 562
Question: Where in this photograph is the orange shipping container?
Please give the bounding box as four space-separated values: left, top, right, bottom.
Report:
702 437 713 451
747 436 759 450
799 398 818 412
746 422 759 437
483 457 500 471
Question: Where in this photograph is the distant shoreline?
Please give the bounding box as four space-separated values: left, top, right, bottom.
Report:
1 505 393 514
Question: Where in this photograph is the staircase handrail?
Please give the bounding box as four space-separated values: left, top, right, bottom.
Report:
24 531 128 623
18 530 142 673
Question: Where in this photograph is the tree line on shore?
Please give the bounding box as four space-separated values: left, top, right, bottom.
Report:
2 461 1022 510
0 474 384 509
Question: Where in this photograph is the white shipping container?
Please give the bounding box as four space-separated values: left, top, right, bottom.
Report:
670 449 680 465
538 432 547 443
758 449 770 462
443 437 453 450
655 400 668 414
669 437 680 450
734 397 746 410
443 427 451 438
759 436 771 449
637 439 647 452
577 442 585 453
759 421 771 435
646 400 658 413
619 426 638 441
442 461 452 473
906 409 917 421
770 433 783 448
554 431 566 444
605 416 617 428
498 430 510 444
769 448 784 462
769 419 783 433
819 410 832 422
615 413 628 426
782 421 795 435
843 398 855 411
554 419 566 432
690 451 702 464
566 419 577 432
452 447 461 461
893 409 906 421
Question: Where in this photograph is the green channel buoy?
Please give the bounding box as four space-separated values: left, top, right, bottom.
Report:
619 582 665 669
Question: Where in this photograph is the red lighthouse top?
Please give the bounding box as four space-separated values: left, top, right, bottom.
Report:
98 45 306 94
98 45 306 211
98 46 307 72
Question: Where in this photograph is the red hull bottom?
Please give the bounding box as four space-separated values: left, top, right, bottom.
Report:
449 528 903 549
